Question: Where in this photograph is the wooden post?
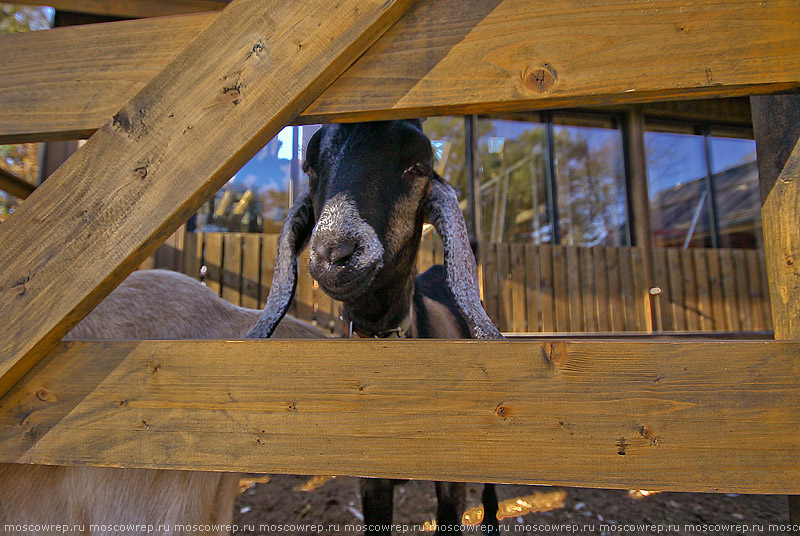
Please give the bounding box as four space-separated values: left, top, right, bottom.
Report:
624 106 655 332
750 93 800 527
0 0 418 399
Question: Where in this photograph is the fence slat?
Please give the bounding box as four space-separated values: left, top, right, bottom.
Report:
524 244 541 332
497 243 513 332
553 246 569 332
680 251 699 330
295 250 314 323
241 234 262 309
666 248 685 331
594 247 610 332
204 233 223 296
706 249 727 331
260 235 278 309
745 250 765 332
580 247 597 332
759 249 773 332
652 248 671 331
511 244 527 332
539 244 555 332
418 232 435 274
693 249 712 331
183 231 201 279
566 247 583 331
222 233 243 306
733 249 753 332
630 247 650 332
606 247 624 332
618 248 637 331
482 243 500 329
718 249 740 332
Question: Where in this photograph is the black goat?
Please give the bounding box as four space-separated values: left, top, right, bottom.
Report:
248 119 503 535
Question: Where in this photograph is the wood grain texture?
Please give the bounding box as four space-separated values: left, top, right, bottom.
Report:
751 91 800 529
1 339 799 494
13 0 228 18
3 0 800 143
0 0 418 398
752 94 800 341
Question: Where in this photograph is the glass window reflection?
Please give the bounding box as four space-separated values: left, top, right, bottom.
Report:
553 123 628 246
645 132 713 248
477 118 550 243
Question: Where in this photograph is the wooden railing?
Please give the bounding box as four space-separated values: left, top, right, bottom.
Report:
150 230 772 335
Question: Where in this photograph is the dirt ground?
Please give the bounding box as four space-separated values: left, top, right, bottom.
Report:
233 474 791 535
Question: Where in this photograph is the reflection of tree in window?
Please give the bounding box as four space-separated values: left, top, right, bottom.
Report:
480 124 548 243
475 119 550 243
554 125 627 247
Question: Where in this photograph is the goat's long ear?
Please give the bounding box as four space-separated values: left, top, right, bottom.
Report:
426 176 504 339
247 192 315 338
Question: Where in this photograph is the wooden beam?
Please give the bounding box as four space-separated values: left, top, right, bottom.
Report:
751 93 800 525
0 167 35 199
14 0 228 18
2 339 799 493
2 0 799 143
0 0 417 399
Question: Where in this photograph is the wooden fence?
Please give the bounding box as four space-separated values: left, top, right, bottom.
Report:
150 230 772 335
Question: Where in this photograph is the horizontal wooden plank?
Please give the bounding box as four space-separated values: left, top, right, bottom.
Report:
13 0 229 18
0 0 417 399
2 339 798 494
0 167 35 199
2 0 799 142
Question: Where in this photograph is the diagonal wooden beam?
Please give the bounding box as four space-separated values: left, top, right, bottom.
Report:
3 339 800 493
13 0 229 18
0 167 35 199
2 0 799 143
0 0 417 399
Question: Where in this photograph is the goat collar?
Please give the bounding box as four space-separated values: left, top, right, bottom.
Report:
341 305 413 339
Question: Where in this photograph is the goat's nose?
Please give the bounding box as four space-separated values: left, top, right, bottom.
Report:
315 240 356 265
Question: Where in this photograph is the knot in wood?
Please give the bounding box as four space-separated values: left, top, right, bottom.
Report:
519 64 557 95
495 404 511 419
35 387 57 403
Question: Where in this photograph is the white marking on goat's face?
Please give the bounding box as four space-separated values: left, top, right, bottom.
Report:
309 193 384 300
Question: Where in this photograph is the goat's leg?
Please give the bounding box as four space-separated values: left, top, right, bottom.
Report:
434 481 465 535
361 478 395 536
480 484 500 535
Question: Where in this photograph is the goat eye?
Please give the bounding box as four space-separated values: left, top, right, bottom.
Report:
403 162 432 181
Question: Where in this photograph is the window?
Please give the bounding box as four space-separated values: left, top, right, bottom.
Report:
646 132 713 248
476 118 549 243
709 137 759 249
474 113 628 245
553 120 627 246
645 126 760 249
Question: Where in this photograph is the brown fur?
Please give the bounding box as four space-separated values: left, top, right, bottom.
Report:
0 269 327 536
